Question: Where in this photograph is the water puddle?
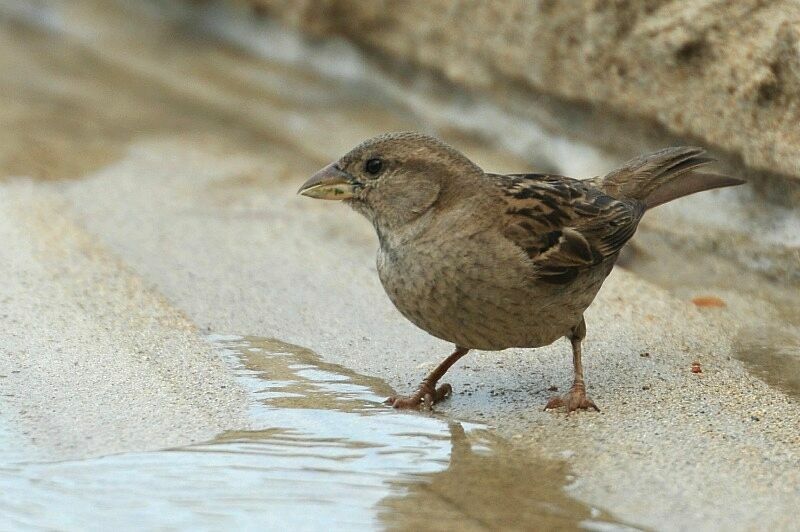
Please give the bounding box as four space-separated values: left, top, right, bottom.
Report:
0 335 636 530
734 327 800 399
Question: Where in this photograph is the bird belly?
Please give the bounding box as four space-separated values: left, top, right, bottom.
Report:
377 237 610 351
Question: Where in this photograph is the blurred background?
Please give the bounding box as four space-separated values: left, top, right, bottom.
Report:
1 0 798 530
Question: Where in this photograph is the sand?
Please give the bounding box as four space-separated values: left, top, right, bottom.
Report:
0 182 248 460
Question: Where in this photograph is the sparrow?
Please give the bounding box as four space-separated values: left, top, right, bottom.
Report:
298 132 744 412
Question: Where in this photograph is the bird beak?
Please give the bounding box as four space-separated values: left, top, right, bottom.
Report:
298 163 356 200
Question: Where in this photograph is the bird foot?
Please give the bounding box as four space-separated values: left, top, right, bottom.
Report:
544 383 600 413
385 382 452 410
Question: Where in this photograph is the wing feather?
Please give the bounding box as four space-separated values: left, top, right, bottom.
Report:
489 173 644 283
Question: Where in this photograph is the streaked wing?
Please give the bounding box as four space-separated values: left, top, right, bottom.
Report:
489 173 644 284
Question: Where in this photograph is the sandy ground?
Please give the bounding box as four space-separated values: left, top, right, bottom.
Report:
0 182 248 460
0 1 798 530
58 138 800 531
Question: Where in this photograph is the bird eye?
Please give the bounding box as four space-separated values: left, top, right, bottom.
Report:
365 158 383 175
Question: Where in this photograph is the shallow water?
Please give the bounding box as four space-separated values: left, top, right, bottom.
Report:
0 336 634 530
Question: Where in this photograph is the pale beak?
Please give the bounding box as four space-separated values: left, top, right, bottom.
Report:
297 163 356 200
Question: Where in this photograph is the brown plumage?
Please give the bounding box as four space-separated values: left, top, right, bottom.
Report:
298 132 744 411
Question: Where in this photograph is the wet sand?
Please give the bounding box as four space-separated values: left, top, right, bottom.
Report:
1 1 798 530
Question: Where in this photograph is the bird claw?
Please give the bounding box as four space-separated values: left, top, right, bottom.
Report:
385 382 452 410
544 385 600 413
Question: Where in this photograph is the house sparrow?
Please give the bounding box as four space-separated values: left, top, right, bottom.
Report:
298 132 744 412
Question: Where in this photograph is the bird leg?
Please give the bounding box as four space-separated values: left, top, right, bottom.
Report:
386 346 469 410
545 319 600 413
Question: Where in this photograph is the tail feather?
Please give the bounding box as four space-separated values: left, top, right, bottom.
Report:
643 171 745 209
599 147 745 208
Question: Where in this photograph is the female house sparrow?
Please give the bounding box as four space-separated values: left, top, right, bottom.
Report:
298 133 743 411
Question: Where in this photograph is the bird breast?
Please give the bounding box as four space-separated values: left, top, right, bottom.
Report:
375 225 603 351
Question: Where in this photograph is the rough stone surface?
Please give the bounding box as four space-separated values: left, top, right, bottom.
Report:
248 0 800 183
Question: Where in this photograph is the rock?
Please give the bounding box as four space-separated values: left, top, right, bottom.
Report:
247 0 800 192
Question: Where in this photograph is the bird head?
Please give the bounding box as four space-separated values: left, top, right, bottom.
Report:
298 132 481 231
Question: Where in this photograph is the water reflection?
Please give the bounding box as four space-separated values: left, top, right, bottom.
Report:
379 423 629 531
0 336 634 530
